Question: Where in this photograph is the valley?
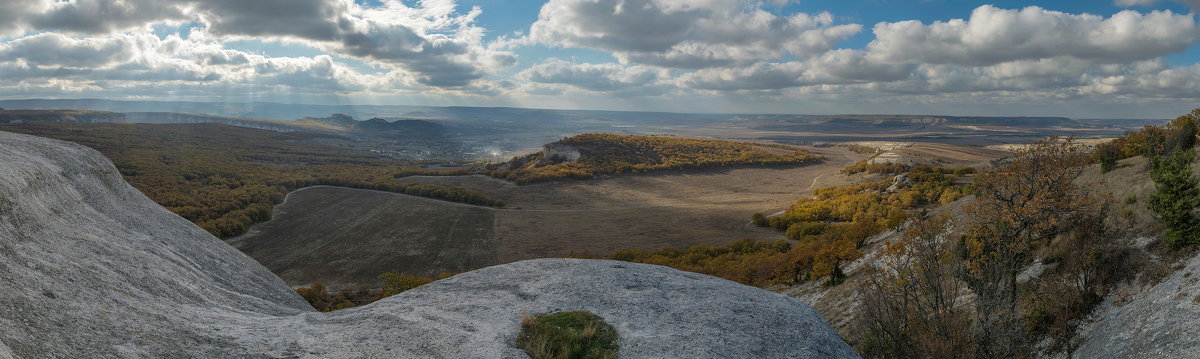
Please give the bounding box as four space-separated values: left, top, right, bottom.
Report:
234 141 1015 290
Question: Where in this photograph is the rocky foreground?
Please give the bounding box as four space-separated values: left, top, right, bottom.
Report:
0 130 858 358
1074 245 1200 358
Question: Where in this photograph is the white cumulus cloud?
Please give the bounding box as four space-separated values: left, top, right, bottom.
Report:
526 0 861 68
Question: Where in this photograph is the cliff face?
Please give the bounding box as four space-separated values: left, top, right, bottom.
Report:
0 130 859 358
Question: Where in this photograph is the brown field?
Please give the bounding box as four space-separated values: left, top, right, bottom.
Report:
405 146 871 261
235 142 1013 290
854 141 1012 168
228 186 497 290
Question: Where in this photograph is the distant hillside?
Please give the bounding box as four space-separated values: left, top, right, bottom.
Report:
124 112 341 133
747 114 1116 133
485 133 821 184
0 109 125 123
296 114 446 138
1 109 450 142
750 114 1094 127
1075 118 1172 130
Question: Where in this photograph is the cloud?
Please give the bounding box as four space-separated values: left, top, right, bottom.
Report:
194 0 517 87
527 0 861 68
0 0 50 36
5 0 514 88
865 5 1199 66
1115 0 1200 11
1116 0 1160 5
29 0 188 34
0 31 397 97
678 5 1200 97
518 59 666 92
677 50 914 90
0 1 1199 115
0 32 138 68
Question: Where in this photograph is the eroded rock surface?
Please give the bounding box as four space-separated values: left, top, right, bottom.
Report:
0 130 858 358
1074 250 1200 358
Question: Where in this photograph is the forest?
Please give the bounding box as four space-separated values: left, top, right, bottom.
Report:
481 133 822 184
0 122 504 238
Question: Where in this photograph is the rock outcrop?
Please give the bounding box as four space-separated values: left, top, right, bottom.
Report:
0 130 859 358
1074 249 1200 358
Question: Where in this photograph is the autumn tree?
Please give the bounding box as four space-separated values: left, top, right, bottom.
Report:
962 137 1104 358
1148 148 1200 249
1164 110 1199 153
811 239 862 285
856 215 973 358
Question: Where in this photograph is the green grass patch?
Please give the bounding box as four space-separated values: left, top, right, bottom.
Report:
517 311 619 359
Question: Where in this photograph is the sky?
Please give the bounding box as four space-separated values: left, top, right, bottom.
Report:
2 0 1200 118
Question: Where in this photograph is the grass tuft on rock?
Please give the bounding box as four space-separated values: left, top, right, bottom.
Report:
516 311 619 359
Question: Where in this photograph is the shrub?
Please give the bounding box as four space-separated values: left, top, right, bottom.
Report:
376 272 434 299
295 282 335 312
751 212 768 227
294 272 440 312
1096 142 1121 173
517 311 619 359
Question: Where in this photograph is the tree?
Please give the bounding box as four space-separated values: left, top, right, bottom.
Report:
962 137 1103 358
1165 111 1199 153
1095 142 1121 173
1148 148 1200 249
811 239 862 286
856 215 974 358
